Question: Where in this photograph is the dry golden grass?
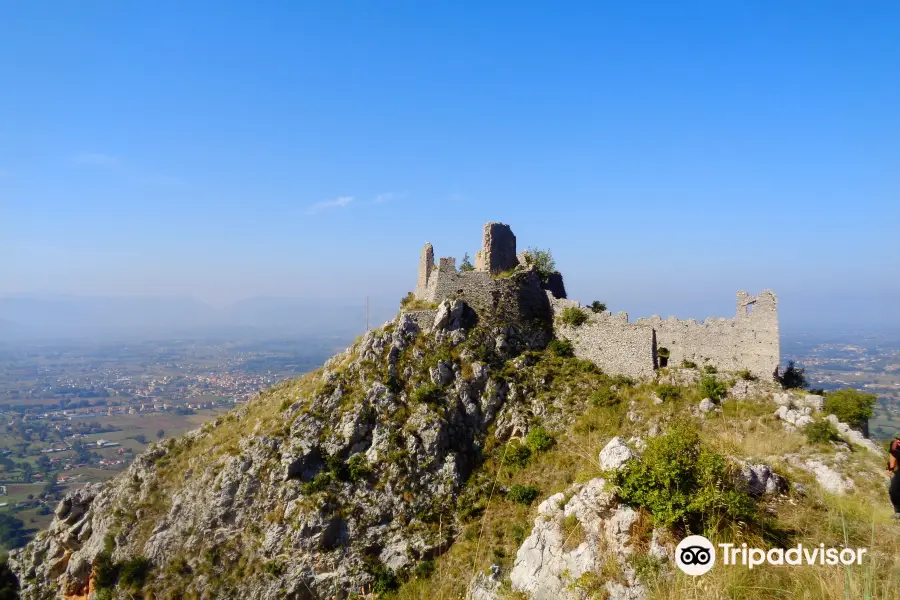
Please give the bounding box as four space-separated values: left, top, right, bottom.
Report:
391 372 900 600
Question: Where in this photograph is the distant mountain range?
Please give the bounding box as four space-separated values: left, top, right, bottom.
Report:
0 294 400 341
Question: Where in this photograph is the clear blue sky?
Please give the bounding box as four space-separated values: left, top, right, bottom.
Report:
1 1 897 329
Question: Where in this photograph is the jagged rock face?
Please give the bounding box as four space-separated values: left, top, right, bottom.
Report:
10 309 561 599
509 479 646 600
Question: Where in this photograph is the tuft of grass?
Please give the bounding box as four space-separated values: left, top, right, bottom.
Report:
506 485 540 506
547 339 575 358
558 307 588 327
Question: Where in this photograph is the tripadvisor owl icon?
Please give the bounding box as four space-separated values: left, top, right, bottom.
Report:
675 535 716 576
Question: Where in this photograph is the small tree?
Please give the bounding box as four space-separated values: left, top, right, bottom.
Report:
524 248 556 282
589 301 607 313
559 307 587 327
775 360 807 389
459 253 475 271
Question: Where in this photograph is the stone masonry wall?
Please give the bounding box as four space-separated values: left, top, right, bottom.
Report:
474 222 518 274
550 290 779 379
640 290 779 377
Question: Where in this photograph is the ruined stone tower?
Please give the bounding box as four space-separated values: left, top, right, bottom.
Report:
474 222 518 274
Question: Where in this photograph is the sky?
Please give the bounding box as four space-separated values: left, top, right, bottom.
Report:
1 1 897 331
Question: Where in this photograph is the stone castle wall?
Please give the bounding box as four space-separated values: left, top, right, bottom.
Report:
410 222 779 380
552 290 779 379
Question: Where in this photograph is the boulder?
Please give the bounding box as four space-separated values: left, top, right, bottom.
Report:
468 565 502 600
825 414 883 455
510 478 646 600
735 462 788 497
599 437 636 471
698 398 715 413
802 394 825 411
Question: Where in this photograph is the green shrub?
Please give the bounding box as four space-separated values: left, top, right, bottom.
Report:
93 552 120 589
559 307 588 327
524 247 556 282
589 301 607 313
525 427 554 452
824 388 877 431
590 388 619 407
118 556 151 589
507 485 540 505
459 253 475 272
547 339 574 357
681 359 697 369
655 384 680 403
610 375 635 388
301 471 333 494
704 364 718 374
413 560 435 579
501 442 532 468
348 454 372 482
776 360 807 389
804 419 841 444
737 369 755 381
411 382 441 404
370 564 399 593
264 560 285 577
699 375 728 402
613 422 756 529
657 347 670 359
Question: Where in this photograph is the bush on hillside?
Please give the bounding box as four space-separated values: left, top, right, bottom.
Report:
737 369 755 381
507 485 540 506
525 426 554 453
559 307 588 327
411 382 441 404
501 442 532 468
613 422 756 529
804 419 841 445
655 384 680 403
547 339 574 357
824 388 877 431
0 558 19 600
681 359 697 369
699 375 728 402
776 360 807 389
118 557 152 589
590 387 619 407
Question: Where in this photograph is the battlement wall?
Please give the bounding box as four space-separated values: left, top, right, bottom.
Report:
551 290 779 379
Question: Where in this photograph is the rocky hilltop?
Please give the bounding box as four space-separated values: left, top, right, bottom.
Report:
9 225 898 600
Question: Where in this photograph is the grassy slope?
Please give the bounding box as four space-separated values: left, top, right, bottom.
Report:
77 320 900 600
390 364 900 600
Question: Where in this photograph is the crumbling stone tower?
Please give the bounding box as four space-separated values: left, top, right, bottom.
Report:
474 222 518 274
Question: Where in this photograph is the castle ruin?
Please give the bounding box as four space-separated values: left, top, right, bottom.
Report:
408 222 780 380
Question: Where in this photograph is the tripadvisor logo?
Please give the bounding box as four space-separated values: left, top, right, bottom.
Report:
675 535 716 576
675 535 869 576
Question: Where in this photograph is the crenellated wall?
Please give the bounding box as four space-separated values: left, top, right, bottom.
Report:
551 290 779 379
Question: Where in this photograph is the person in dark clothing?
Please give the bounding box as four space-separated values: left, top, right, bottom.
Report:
889 431 900 519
